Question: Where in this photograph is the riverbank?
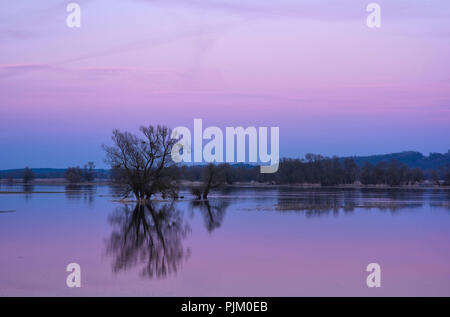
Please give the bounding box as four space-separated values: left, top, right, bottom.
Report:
1 178 449 189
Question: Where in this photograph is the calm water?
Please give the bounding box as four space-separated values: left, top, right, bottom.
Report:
0 185 449 296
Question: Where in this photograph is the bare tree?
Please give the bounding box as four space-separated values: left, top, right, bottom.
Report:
191 163 225 200
342 158 359 184
83 162 96 182
23 167 34 184
103 125 177 201
65 167 83 183
430 170 440 186
442 166 450 186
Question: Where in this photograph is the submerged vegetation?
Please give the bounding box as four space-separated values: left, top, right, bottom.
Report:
65 162 96 183
22 167 34 184
103 125 178 201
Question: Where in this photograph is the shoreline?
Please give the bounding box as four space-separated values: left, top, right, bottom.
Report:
0 179 449 190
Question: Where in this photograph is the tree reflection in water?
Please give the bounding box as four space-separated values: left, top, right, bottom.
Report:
190 200 229 233
275 188 427 217
23 184 34 200
65 185 96 204
106 202 191 279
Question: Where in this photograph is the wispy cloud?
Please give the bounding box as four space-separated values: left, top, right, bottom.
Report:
0 63 136 80
139 0 450 21
0 63 61 78
0 18 237 80
0 28 38 41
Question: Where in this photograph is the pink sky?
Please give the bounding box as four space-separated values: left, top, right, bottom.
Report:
1 0 449 168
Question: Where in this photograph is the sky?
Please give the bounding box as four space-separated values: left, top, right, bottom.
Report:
0 0 449 169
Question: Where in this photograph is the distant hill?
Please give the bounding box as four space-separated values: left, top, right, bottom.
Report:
342 150 450 170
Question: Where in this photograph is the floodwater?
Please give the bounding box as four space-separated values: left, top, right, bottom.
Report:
0 184 449 296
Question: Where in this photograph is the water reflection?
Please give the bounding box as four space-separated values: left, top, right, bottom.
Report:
190 200 229 232
65 185 96 204
101 187 450 279
23 184 34 200
274 189 431 216
430 189 450 210
105 202 191 279
2 185 450 295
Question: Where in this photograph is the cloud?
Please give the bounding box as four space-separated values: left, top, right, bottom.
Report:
0 64 61 78
0 0 94 42
139 0 450 21
0 63 136 80
0 28 38 41
76 66 131 75
0 18 236 80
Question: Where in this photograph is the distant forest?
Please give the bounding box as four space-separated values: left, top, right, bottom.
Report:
1 150 450 186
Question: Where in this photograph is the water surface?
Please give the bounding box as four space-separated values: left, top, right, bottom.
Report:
1 185 449 296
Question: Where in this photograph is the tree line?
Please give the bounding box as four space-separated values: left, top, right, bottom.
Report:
7 157 446 188
0 163 96 184
65 162 96 183
174 156 450 187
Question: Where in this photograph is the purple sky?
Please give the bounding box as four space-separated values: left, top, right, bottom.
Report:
1 0 449 169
